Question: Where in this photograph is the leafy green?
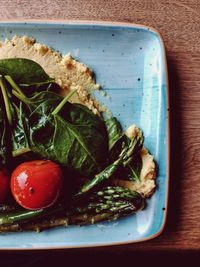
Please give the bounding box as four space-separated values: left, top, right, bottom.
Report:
0 58 53 85
5 74 60 98
29 100 108 177
105 117 122 150
0 76 13 126
105 117 130 161
17 81 60 97
11 103 30 157
0 76 30 159
0 77 13 166
110 133 143 182
13 90 62 112
60 103 107 135
1 74 108 177
77 129 144 195
106 117 143 182
125 154 142 182
0 104 10 166
55 116 104 175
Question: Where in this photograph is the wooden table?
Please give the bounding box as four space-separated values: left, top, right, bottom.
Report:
0 0 200 256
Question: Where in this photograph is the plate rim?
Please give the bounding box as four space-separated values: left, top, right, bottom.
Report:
0 19 170 250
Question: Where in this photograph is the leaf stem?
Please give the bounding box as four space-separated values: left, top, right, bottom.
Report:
12 90 27 105
4 75 26 98
51 89 77 116
0 77 13 126
12 147 31 157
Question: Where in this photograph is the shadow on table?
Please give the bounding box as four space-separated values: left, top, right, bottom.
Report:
164 54 183 233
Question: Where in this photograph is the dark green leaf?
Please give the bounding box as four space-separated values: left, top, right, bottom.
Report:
28 97 108 177
78 131 144 195
125 154 142 182
109 130 143 182
0 106 10 166
59 102 108 141
11 103 30 157
20 82 61 97
0 77 13 165
0 58 53 85
105 117 122 150
109 134 129 161
15 91 62 112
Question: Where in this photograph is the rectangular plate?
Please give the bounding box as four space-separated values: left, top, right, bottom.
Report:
0 20 169 250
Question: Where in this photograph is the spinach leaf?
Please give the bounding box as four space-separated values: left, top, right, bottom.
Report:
105 117 129 161
105 117 122 150
5 75 60 102
53 115 106 177
0 77 12 166
0 71 108 177
110 131 143 182
77 129 144 195
106 116 143 182
59 102 108 141
0 58 53 85
19 82 61 97
11 103 30 157
124 154 142 182
109 135 129 161
0 76 30 159
13 86 107 143
0 106 10 166
28 97 108 177
13 90 62 112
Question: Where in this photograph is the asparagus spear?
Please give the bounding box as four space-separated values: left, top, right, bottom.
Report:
0 204 64 226
73 186 144 214
0 187 144 231
77 129 143 196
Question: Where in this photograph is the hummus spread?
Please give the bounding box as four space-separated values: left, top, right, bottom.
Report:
0 35 101 114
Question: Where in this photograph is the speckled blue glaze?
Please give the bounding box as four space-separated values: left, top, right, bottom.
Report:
0 21 169 249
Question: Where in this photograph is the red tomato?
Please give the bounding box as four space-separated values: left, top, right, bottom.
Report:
10 160 63 210
0 169 10 203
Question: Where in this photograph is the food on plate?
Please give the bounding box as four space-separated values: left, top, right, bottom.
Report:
0 36 156 232
10 160 63 210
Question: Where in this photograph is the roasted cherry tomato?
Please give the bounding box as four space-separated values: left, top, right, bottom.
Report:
0 169 10 203
10 160 63 210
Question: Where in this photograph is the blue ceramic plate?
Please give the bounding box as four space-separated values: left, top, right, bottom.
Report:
0 21 169 250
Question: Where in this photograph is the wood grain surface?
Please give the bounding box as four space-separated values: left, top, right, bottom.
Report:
0 0 200 253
